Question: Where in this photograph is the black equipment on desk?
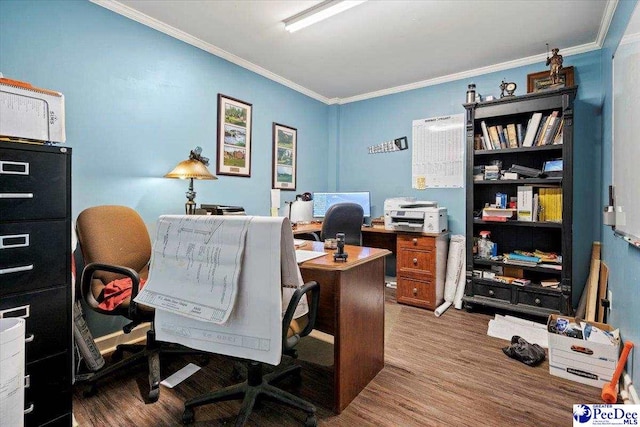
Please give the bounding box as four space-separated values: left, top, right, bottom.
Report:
200 204 246 215
333 233 348 262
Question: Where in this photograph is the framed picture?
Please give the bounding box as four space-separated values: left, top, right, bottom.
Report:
527 66 575 93
272 123 297 190
217 94 252 177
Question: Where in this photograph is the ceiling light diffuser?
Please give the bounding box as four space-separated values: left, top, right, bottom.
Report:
284 0 368 33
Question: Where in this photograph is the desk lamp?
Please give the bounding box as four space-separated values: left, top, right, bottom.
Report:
165 146 217 214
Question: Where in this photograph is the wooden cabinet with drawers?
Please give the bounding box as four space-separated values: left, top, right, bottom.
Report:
0 141 72 427
396 233 448 309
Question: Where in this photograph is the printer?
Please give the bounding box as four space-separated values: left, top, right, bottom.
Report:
384 197 448 233
200 204 246 215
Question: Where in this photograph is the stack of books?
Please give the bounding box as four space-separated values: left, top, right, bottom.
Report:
476 110 564 151
503 252 540 267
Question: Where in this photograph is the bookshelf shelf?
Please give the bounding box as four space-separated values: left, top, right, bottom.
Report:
464 87 578 318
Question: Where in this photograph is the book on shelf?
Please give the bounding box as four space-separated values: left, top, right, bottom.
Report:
488 126 500 149
540 279 560 288
506 253 541 263
504 258 539 268
539 263 562 271
506 124 518 148
517 185 534 221
539 187 562 222
496 125 507 148
553 118 564 144
480 121 492 150
522 113 543 147
539 111 560 146
533 114 549 146
516 123 524 147
512 278 531 286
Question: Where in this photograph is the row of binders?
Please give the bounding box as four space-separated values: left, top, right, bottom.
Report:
478 110 564 150
517 185 562 223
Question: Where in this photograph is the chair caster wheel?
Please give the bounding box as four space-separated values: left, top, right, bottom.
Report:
231 364 244 381
83 383 97 397
182 408 195 424
111 348 123 362
305 415 317 427
148 386 159 403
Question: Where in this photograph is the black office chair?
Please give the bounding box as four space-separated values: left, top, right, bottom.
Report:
182 281 320 426
320 202 364 245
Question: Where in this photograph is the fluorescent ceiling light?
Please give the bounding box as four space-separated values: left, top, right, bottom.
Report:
284 0 368 33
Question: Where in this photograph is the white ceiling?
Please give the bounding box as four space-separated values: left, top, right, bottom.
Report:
94 0 617 104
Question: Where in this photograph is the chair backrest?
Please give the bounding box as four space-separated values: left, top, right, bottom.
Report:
321 202 364 245
76 205 152 290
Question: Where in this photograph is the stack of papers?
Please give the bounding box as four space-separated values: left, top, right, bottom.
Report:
295 250 327 264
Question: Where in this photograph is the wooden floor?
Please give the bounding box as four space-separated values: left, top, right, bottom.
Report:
73 289 602 426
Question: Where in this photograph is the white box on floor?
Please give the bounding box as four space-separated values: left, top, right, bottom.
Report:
547 314 620 388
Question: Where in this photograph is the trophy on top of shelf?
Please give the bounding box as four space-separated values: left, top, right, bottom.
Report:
546 44 564 87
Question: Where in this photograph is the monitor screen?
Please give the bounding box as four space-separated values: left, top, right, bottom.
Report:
312 191 371 218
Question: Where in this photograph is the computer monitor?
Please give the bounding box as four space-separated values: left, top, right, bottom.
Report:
312 191 371 218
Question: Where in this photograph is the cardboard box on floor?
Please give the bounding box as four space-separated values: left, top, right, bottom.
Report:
547 314 620 388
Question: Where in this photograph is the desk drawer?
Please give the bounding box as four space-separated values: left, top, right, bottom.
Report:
397 234 434 251
0 220 68 296
397 247 434 279
24 352 72 427
0 146 69 221
397 277 435 309
0 285 70 363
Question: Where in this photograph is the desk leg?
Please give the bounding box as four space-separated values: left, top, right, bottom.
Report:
334 257 385 413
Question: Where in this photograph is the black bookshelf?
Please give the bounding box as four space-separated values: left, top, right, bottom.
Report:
463 87 577 317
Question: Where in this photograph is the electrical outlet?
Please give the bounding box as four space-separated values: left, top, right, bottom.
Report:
608 289 613 312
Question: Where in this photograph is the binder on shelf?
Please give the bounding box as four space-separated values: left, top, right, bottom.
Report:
506 124 518 148
517 185 534 221
480 121 492 150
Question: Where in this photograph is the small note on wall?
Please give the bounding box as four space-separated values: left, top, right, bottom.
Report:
412 114 465 188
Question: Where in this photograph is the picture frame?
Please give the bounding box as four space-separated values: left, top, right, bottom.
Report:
272 122 297 190
527 66 575 93
217 94 252 177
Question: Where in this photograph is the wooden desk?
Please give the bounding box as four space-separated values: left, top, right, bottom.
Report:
297 241 390 413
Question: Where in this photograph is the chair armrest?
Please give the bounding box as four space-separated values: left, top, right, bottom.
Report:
282 281 320 352
80 262 142 318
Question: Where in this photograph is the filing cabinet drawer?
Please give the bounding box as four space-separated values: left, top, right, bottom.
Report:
516 289 562 311
397 234 435 251
0 146 69 221
397 277 435 309
397 247 434 279
0 220 68 296
0 285 70 363
24 352 72 427
472 281 512 303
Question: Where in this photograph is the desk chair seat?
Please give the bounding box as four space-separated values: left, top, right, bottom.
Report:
182 281 320 427
320 202 364 245
76 205 199 402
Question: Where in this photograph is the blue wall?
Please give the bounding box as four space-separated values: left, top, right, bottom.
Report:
0 0 330 335
599 0 640 389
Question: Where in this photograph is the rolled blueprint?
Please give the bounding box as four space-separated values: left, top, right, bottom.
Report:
435 235 465 316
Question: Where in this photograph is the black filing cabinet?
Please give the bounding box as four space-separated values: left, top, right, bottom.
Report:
0 141 72 426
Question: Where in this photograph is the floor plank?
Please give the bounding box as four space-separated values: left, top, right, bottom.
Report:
73 289 602 426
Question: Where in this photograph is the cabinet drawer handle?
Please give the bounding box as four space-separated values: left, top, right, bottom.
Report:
412 288 418 296
24 403 34 415
24 375 30 389
0 160 30 175
535 298 541 305
0 193 34 199
25 334 35 343
0 264 34 275
412 238 418 245
0 304 30 319
488 290 495 297
412 258 418 265
0 234 30 250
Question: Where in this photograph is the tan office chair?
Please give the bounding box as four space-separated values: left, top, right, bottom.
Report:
75 205 196 402
182 280 320 426
320 202 364 245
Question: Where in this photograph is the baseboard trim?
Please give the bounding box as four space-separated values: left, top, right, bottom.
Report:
94 323 150 355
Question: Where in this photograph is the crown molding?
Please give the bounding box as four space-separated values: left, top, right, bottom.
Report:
90 0 331 104
92 0 616 107
597 0 619 47
337 42 601 105
620 31 640 46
